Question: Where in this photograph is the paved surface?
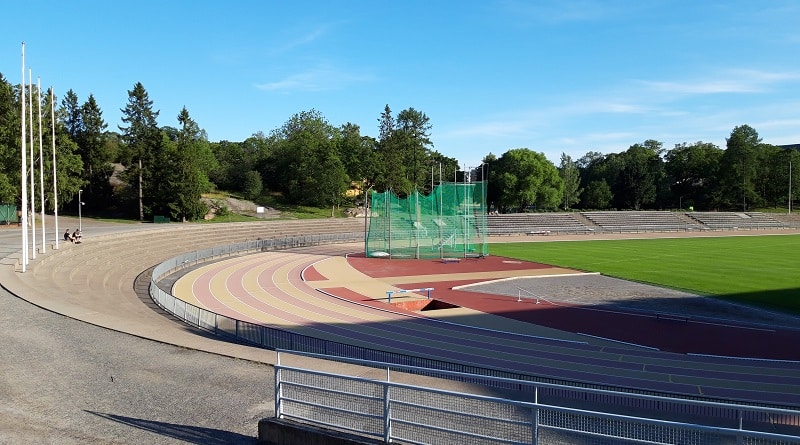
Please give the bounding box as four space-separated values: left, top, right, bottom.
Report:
0 216 362 445
1 217 799 443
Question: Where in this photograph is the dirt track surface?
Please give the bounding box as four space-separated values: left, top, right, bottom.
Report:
0 283 270 445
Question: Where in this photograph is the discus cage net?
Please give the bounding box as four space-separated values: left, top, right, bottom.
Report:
365 181 488 259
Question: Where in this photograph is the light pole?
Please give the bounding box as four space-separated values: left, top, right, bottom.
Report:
78 189 83 231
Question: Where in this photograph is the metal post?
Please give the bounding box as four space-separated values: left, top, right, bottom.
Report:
51 87 59 250
415 189 419 259
532 386 539 445
737 409 743 445
275 352 282 419
20 42 29 271
37 77 46 254
383 381 391 443
384 366 391 443
364 186 370 256
78 189 83 231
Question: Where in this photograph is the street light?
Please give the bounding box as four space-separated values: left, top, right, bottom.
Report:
78 189 83 231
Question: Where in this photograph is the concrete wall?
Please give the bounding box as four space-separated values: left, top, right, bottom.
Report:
258 418 384 445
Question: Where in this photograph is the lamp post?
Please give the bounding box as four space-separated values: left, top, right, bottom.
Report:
78 189 83 231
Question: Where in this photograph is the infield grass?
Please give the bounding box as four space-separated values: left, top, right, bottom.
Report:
491 234 800 315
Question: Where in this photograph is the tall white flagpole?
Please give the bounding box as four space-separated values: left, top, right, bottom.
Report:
28 68 36 259
20 43 28 271
51 87 59 249
38 77 46 253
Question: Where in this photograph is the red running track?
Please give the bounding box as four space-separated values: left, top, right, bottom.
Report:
326 255 800 361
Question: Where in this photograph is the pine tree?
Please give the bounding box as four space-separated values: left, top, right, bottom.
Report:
173 107 212 221
119 82 159 221
80 94 113 202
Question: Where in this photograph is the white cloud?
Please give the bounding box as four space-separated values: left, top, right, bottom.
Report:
642 79 764 94
255 66 372 93
566 101 650 115
273 23 335 54
756 118 800 130
639 69 800 95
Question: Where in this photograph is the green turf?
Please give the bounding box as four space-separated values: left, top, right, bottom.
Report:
491 234 800 315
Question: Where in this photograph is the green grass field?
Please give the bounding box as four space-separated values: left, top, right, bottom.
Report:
490 234 800 315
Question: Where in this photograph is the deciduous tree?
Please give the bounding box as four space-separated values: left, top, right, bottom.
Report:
665 141 722 209
493 148 562 212
717 125 761 210
617 140 663 210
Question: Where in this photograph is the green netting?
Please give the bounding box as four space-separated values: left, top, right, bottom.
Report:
366 182 488 259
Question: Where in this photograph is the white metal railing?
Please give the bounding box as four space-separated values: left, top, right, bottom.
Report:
149 233 800 443
276 350 800 445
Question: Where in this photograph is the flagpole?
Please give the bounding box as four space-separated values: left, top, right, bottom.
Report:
20 43 28 272
51 87 59 249
38 77 46 253
29 68 36 259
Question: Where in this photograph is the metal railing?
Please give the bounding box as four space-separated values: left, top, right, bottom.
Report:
149 232 800 443
276 350 800 445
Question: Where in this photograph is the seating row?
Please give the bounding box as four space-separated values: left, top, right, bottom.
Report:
486 213 592 235
582 211 701 232
482 211 793 235
687 212 784 229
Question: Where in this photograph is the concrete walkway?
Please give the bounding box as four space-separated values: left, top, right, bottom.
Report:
0 216 364 365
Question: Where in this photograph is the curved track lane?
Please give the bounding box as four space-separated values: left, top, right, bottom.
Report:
173 250 800 407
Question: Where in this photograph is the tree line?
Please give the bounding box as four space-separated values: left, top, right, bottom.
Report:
483 127 798 213
0 72 797 220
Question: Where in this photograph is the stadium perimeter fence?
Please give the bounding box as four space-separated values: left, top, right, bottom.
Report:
148 232 800 444
275 350 800 445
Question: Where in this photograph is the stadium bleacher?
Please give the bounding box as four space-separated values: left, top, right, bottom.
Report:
582 210 702 232
687 212 785 230
484 211 792 235
486 213 593 235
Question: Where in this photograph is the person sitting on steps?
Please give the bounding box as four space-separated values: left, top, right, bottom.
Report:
72 229 82 244
64 229 74 243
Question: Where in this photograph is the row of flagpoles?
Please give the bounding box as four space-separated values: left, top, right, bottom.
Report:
20 42 60 273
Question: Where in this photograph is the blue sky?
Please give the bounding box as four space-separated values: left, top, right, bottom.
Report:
3 1 799 168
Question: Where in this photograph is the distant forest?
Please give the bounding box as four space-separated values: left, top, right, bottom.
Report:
0 73 797 221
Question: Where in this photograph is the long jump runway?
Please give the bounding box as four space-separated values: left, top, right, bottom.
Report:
172 250 800 407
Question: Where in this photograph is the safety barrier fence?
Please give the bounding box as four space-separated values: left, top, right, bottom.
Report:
149 232 800 443
276 350 800 445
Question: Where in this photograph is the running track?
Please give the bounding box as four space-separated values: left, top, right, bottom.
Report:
173 250 800 407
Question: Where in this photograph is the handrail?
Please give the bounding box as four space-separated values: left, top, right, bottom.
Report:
275 350 800 444
148 231 800 414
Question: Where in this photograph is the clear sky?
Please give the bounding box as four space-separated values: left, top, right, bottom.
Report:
3 1 799 168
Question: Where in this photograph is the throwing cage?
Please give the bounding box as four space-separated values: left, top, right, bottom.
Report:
365 181 488 259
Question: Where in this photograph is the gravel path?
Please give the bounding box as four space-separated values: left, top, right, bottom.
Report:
0 281 273 444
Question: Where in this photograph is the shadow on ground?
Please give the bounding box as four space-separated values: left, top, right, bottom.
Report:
85 411 256 445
